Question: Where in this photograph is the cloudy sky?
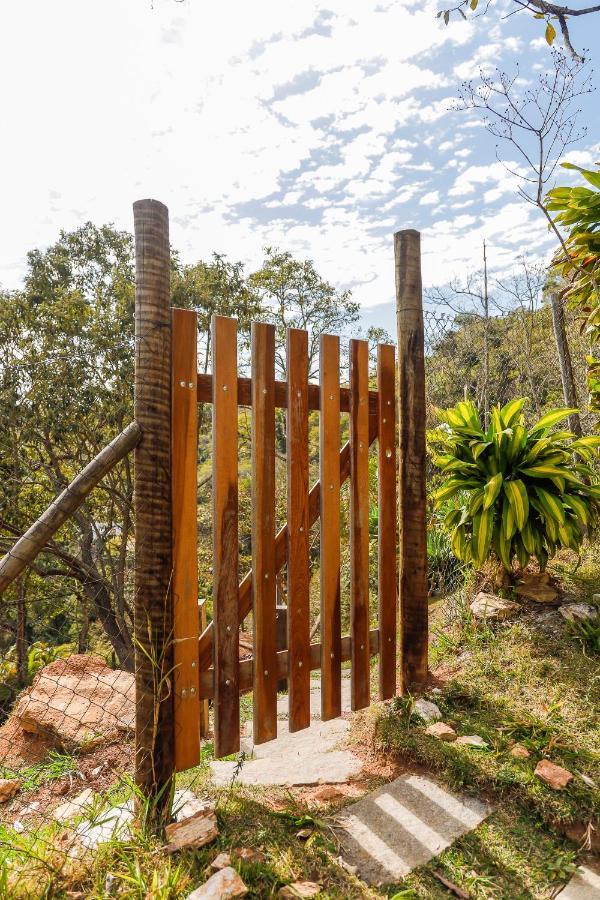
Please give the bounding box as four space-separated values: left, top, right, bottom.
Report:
1 0 599 333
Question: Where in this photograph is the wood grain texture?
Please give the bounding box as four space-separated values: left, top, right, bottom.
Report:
133 199 174 827
395 230 428 690
319 333 342 721
171 308 200 772
286 328 310 732
212 315 240 757
198 600 209 738
251 322 277 745
350 339 370 712
377 344 398 700
200 629 380 699
197 416 379 671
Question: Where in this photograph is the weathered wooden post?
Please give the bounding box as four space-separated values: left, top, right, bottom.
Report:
395 229 428 690
133 199 174 829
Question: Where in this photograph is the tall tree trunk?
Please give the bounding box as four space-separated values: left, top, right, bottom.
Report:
550 292 582 436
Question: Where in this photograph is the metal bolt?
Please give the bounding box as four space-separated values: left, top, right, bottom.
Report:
387 400 391 406
182 688 188 697
298 660 303 668
299 525 304 533
360 644 364 650
264 670 269 677
330 652 334 659
388 637 392 642
329 394 334 400
179 380 186 388
223 384 228 391
226 625 231 633
386 448 392 458
359 442 364 450
265 572 269 580
329 483 334 490
190 687 196 695
263 387 267 394
191 660 196 668
297 389 301 398
188 381 193 389
225 679 230 685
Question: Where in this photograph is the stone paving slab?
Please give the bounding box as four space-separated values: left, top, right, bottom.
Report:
556 863 600 899
332 773 492 884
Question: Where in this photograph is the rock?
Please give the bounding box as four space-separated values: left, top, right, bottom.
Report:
515 573 558 604
173 789 214 822
0 778 20 802
53 788 95 823
11 655 135 753
75 800 133 849
471 593 520 621
535 759 573 790
510 744 530 759
209 852 232 872
279 883 321 898
425 722 457 741
187 867 248 898
559 603 598 623
430 688 443 696
53 779 70 796
560 821 600 854
311 785 345 802
414 699 442 723
234 847 265 864
455 735 488 748
165 808 219 852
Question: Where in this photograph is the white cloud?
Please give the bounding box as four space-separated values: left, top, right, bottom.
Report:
420 190 440 205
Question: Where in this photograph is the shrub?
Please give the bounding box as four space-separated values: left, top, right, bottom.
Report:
429 399 600 572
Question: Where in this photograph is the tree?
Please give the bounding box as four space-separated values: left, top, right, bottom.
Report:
458 50 592 433
438 0 600 62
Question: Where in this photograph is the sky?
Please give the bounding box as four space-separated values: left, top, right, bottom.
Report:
1 0 599 336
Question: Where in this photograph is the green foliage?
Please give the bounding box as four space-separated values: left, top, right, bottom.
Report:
547 162 600 410
427 523 465 594
429 398 600 571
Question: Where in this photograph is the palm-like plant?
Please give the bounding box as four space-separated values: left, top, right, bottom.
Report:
429 399 600 572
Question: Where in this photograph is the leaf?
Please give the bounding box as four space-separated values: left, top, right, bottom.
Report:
545 21 556 45
530 408 578 435
504 479 529 530
500 398 525 427
520 520 536 555
470 0 478 8
444 9 450 24
502 496 517 540
483 472 503 510
563 493 589 525
472 507 493 567
534 486 565 525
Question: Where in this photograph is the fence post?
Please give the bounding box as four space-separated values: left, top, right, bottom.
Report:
395 229 428 691
133 199 174 830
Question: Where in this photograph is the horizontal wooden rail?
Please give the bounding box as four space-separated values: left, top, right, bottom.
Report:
0 422 142 595
198 372 379 415
199 629 380 699
197 415 378 669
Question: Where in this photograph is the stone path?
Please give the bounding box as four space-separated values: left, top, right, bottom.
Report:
556 863 600 899
333 773 492 885
210 678 363 787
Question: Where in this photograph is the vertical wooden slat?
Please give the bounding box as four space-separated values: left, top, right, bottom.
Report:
172 308 200 771
251 322 277 744
198 600 210 738
377 344 397 700
319 333 341 721
350 338 370 711
395 230 428 690
286 328 310 732
212 315 240 757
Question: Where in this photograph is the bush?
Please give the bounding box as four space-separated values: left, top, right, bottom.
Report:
429 399 600 572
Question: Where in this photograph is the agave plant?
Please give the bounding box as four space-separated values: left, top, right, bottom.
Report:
429 399 600 572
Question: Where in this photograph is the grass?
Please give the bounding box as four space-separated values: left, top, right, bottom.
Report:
1 554 599 898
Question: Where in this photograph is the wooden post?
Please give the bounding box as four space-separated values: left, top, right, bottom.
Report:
133 199 174 829
395 229 428 690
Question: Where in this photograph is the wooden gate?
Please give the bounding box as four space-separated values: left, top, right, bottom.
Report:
170 311 410 770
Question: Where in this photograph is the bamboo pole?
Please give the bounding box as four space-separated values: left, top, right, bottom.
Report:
0 422 141 595
133 199 174 830
395 229 428 690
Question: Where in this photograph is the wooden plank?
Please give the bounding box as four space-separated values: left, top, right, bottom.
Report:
197 373 378 415
286 328 310 732
319 333 342 721
211 315 240 757
251 322 278 744
199 629 381 699
350 339 370 711
171 308 201 771
395 230 428 690
377 344 397 700
197 417 379 671
198 600 210 738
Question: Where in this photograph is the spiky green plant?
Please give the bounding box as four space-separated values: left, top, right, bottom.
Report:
429 399 600 572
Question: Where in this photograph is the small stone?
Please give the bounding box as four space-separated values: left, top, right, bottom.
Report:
296 827 313 840
559 603 598 623
234 847 266 864
535 759 573 790
53 788 94 823
455 735 488 748
510 744 530 759
515 573 558 604
430 688 443 696
278 882 321 898
414 699 442 724
0 779 20 803
187 867 248 899
13 820 24 833
311 785 344 802
165 809 219 852
90 765 103 777
471 592 520 620
209 852 231 872
425 722 457 741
